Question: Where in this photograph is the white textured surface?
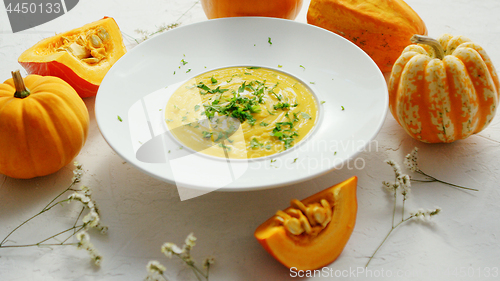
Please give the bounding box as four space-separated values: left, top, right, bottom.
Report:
1 1 500 280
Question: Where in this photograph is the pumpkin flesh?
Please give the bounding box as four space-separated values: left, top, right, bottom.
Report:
254 176 357 270
18 17 126 98
0 73 89 179
388 34 499 143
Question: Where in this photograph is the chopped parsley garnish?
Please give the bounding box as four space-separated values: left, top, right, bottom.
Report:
218 143 231 151
321 101 326 104
181 59 188 65
259 121 269 127
268 37 272 45
274 102 291 110
247 67 261 69
117 115 123 122
299 65 305 70
197 82 229 95
186 69 191 73
270 121 298 150
250 138 263 149
341 106 345 111
194 105 200 111
300 112 311 120
211 76 217 84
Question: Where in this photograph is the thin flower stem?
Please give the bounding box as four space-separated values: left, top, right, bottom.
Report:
1 180 75 246
401 198 406 223
176 0 200 22
392 191 397 228
365 216 414 267
42 181 76 211
0 198 68 246
0 243 78 248
38 225 85 245
413 171 478 191
190 267 203 281
0 225 85 249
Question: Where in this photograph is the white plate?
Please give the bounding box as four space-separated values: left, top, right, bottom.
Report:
95 17 388 192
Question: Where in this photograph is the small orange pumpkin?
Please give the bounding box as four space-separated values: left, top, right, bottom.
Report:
254 176 357 270
201 0 303 20
388 34 500 143
0 71 89 179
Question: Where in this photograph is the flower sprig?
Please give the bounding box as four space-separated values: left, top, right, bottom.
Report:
366 150 442 267
145 233 215 281
0 162 107 266
403 147 478 191
133 23 180 44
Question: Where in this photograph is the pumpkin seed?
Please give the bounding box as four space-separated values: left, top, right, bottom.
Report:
90 34 103 48
90 48 106 59
67 42 90 59
75 35 86 46
96 27 110 42
284 218 304 235
82 57 101 64
276 199 333 236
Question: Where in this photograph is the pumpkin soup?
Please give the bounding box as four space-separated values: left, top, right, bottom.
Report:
165 66 318 159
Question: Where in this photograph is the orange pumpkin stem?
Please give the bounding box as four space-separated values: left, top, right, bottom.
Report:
410 35 445 60
11 70 30 99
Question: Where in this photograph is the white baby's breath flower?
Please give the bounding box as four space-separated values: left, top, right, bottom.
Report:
161 242 183 258
147 260 166 275
404 147 419 172
76 231 90 249
75 231 102 266
99 225 109 234
72 162 84 183
203 256 215 269
385 159 402 177
185 233 196 248
411 207 441 222
82 210 100 228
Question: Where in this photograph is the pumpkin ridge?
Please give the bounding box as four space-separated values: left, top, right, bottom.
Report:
17 99 39 177
453 47 497 133
33 92 87 150
23 98 66 177
443 56 477 140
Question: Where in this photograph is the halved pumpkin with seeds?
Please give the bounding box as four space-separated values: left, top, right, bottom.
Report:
254 176 358 270
18 17 126 98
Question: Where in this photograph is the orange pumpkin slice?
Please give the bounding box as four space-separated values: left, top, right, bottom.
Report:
254 176 358 270
18 17 127 98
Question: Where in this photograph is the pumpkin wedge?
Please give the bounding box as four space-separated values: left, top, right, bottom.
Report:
307 0 427 72
18 17 127 98
255 176 357 270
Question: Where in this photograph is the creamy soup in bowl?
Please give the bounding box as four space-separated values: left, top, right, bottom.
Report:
164 66 318 159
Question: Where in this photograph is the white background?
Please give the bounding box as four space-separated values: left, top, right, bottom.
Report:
0 0 499 280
